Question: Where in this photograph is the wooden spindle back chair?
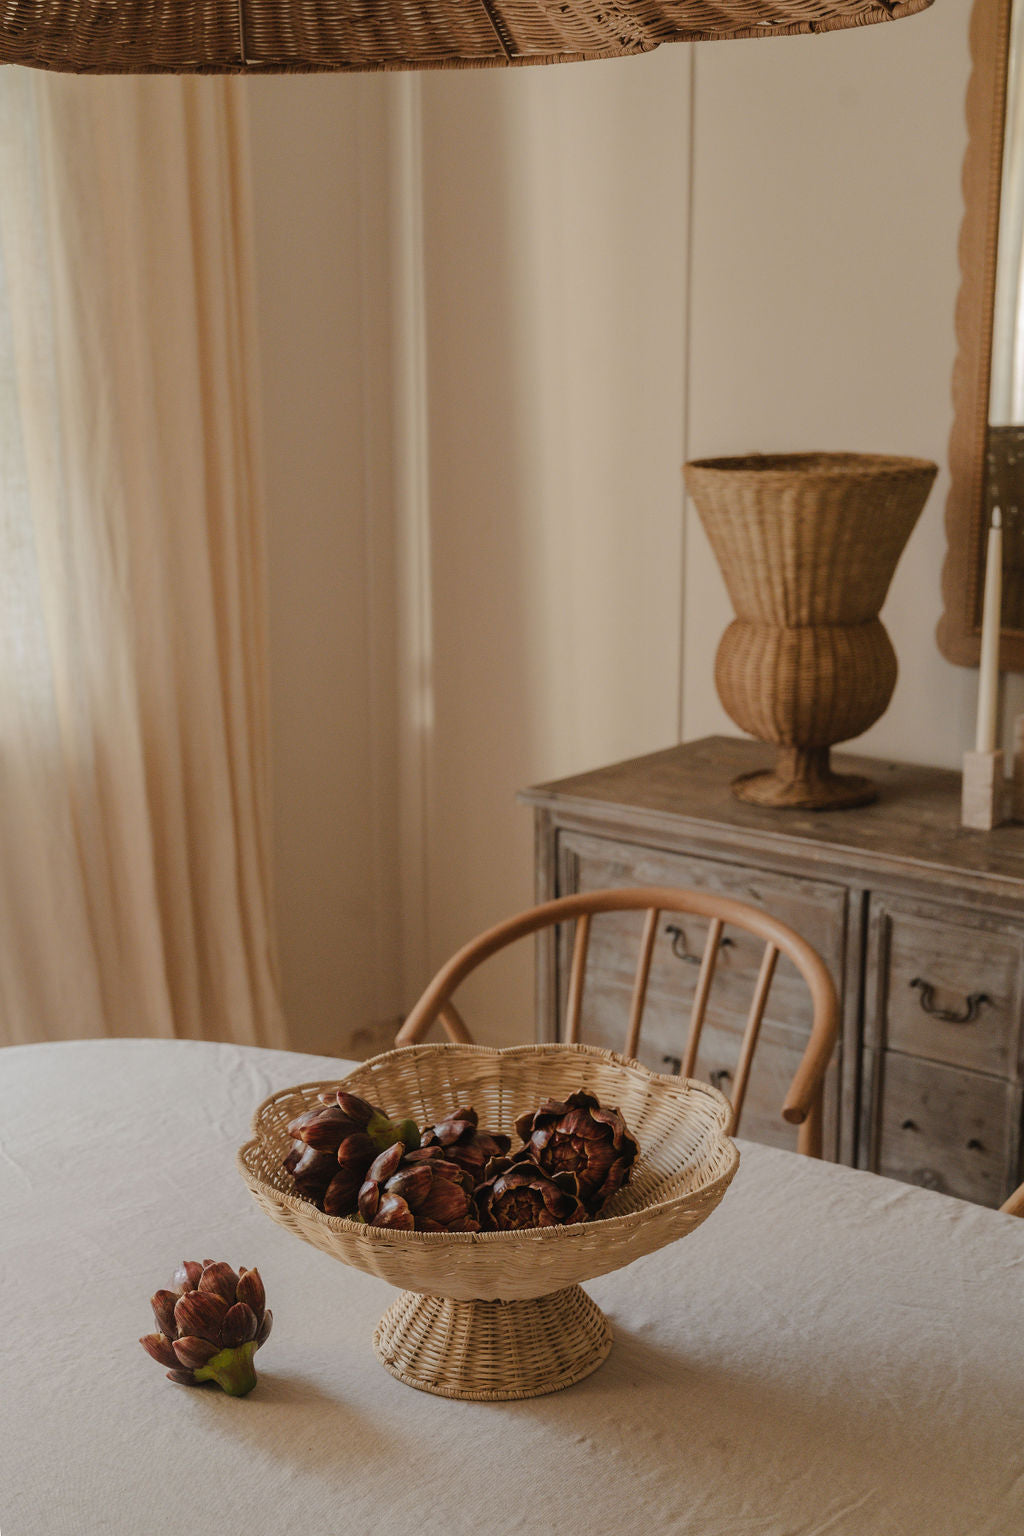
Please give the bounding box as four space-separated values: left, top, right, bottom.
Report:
395 886 839 1157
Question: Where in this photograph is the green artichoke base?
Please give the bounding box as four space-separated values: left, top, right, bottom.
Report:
193 1340 258 1396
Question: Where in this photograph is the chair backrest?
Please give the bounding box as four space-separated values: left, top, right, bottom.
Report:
395 885 839 1157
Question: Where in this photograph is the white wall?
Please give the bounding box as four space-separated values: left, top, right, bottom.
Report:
245 6 979 1056
683 3 977 764
413 53 691 1041
247 75 403 1058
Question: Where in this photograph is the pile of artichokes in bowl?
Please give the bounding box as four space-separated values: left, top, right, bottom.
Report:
238 1043 739 1306
282 1086 639 1232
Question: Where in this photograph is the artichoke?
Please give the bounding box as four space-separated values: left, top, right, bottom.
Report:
357 1142 480 1232
282 1141 340 1205
283 1091 420 1214
140 1260 271 1396
475 1153 588 1230
515 1091 638 1214
419 1105 511 1187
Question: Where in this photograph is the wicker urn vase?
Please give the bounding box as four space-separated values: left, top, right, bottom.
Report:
683 452 937 810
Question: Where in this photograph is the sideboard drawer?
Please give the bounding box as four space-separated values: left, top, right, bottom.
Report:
865 1049 1017 1207
558 830 847 992
866 898 1023 1078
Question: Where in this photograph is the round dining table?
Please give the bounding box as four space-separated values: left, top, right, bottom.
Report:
3 1037 1023 1535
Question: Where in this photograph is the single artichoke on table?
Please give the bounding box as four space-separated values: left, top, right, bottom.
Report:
476 1154 588 1230
358 1142 481 1232
283 1091 420 1215
140 1260 271 1396
515 1091 639 1214
419 1105 511 1186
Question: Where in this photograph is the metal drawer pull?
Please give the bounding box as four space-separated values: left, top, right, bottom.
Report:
666 924 735 966
908 977 991 1025
662 1054 683 1075
902 1119 918 1132
709 1069 733 1093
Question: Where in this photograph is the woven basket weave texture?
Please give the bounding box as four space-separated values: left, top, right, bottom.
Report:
238 1042 739 1303
373 1285 613 1399
685 452 938 627
1 0 935 74
683 452 937 808
715 618 897 749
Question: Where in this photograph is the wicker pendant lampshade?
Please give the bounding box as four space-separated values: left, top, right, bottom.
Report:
1 0 933 75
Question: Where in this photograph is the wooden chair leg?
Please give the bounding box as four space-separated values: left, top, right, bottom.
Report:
999 1182 1024 1217
796 1089 824 1159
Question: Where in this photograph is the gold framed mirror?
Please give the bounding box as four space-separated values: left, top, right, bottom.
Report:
939 0 1024 667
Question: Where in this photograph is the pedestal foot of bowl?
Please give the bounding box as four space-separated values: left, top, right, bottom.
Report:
732 747 877 811
372 1284 612 1400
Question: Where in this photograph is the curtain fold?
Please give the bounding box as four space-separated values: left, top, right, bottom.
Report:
0 71 287 1049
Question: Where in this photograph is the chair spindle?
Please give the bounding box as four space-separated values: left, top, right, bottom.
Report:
624 907 660 1059
565 913 591 1042
729 942 779 1130
681 917 725 1079
439 1001 473 1044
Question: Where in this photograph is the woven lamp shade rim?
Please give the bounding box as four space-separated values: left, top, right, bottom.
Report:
686 451 939 480
0 0 936 75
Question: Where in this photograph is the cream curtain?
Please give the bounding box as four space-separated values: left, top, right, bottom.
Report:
0 71 287 1048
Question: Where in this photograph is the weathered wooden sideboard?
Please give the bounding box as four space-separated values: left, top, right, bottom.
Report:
521 735 1024 1207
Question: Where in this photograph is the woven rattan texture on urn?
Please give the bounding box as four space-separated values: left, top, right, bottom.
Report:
683 452 937 809
1 1 934 74
237 1043 738 1304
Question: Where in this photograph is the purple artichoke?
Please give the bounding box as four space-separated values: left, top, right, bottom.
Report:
515 1091 638 1214
282 1141 341 1205
475 1153 588 1230
283 1091 420 1214
140 1260 272 1396
420 1105 511 1187
357 1143 480 1232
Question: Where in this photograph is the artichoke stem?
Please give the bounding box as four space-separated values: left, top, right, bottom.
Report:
193 1340 258 1396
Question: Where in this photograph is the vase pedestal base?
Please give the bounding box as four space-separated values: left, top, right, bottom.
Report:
372 1284 612 1401
732 748 877 811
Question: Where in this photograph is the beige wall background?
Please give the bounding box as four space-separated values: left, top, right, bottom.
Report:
244 4 984 1057
682 5 977 762
247 75 402 1057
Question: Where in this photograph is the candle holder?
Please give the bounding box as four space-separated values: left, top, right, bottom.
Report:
961 749 1007 830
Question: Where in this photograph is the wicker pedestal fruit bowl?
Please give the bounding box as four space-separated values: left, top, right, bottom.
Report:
237 1043 738 1401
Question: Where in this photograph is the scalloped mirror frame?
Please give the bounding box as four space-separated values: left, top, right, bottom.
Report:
939 0 1018 667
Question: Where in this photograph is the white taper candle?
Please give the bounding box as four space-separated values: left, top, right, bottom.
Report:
976 506 1003 754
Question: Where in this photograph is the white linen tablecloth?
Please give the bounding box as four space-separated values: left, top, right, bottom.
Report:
3 1038 1023 1536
